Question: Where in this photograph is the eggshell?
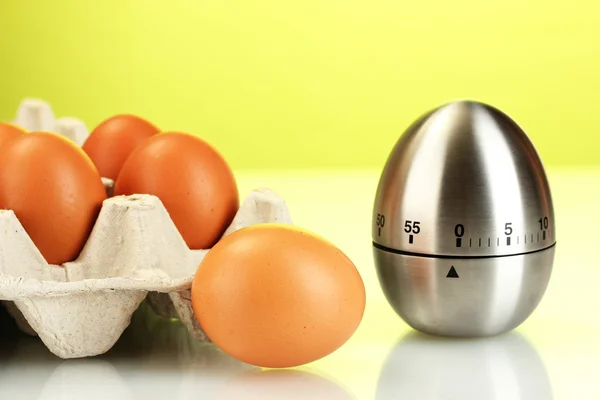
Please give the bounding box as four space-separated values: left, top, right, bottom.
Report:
191 224 366 368
0 132 107 265
0 122 27 149
114 132 239 250
82 114 160 180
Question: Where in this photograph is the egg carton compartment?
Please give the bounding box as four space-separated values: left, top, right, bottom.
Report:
0 98 293 359
9 98 89 145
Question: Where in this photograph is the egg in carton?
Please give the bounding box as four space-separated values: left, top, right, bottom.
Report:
0 99 293 358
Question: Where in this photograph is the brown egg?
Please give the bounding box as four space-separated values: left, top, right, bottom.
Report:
0 122 27 149
191 224 366 368
82 114 160 180
0 132 107 265
114 132 239 249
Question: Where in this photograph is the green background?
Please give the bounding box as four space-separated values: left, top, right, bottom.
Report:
1 0 598 169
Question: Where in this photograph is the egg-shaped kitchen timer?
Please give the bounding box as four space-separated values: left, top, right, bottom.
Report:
373 100 556 337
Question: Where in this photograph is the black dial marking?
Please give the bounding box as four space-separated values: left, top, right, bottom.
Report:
373 242 556 260
446 266 459 278
376 214 385 237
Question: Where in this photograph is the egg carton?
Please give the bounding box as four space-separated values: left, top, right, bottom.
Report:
0 99 293 359
9 98 89 146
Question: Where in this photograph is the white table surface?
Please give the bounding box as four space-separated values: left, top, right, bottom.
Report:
1 168 599 400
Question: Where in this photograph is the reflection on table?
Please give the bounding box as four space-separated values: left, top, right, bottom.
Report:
0 301 351 400
376 331 553 400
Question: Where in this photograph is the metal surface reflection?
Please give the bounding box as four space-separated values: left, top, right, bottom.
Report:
376 331 552 400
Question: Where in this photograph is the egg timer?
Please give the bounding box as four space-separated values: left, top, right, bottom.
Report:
372 100 556 337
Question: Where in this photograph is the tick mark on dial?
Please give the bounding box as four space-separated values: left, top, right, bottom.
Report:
478 238 481 247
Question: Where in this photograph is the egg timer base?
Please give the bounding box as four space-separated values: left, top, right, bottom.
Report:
373 244 555 337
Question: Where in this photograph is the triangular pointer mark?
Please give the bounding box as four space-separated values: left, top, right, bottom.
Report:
446 266 459 278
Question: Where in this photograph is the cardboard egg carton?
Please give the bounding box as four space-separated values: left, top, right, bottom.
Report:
10 98 89 145
0 99 293 359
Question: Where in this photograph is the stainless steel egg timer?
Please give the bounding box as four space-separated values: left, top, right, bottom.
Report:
373 100 556 337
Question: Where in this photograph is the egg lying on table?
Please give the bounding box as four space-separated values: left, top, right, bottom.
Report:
82 114 160 180
192 224 366 368
114 132 239 250
0 132 107 265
